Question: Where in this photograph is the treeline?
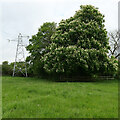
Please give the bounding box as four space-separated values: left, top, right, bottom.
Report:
2 5 120 80
26 5 118 79
1 61 30 77
1 61 13 76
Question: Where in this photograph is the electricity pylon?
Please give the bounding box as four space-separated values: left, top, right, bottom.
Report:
9 33 29 77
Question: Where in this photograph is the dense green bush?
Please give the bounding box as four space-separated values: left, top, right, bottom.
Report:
41 5 118 77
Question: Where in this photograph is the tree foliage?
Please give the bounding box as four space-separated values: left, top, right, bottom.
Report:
26 22 56 76
41 5 118 76
2 61 26 76
2 61 13 76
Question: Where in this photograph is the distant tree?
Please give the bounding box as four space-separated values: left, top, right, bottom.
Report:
2 61 13 76
10 62 28 77
0 65 1 76
26 22 56 76
2 61 8 65
108 30 120 58
42 5 118 77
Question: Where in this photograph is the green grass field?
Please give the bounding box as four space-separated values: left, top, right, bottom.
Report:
2 76 118 118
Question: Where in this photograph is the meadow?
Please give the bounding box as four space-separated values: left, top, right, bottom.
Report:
2 76 118 118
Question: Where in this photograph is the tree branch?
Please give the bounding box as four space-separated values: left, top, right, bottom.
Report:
115 53 120 58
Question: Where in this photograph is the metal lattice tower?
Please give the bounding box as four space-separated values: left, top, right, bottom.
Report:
12 33 29 77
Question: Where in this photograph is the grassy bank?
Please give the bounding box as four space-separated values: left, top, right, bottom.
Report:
2 76 118 118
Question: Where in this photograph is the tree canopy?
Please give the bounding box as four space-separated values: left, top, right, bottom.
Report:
26 22 56 76
41 5 118 76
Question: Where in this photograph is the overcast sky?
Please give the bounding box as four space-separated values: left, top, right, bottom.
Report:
0 0 120 64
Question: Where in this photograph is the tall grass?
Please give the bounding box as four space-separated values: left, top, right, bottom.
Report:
2 76 118 118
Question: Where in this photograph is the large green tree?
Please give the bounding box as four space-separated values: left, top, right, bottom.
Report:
42 5 118 77
26 22 56 76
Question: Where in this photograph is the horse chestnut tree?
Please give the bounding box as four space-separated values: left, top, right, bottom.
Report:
42 5 118 76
